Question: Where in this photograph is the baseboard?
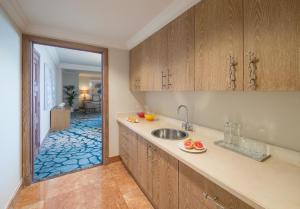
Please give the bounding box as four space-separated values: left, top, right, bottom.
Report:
6 179 24 209
108 155 120 163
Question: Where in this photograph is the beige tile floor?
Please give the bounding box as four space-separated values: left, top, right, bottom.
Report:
12 161 154 209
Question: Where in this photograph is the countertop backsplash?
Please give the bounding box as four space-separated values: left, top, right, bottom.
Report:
142 91 300 153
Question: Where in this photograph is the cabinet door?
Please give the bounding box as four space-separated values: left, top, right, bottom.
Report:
179 162 253 209
137 136 153 198
152 147 179 209
130 45 142 91
167 8 195 91
195 0 244 91
127 130 138 178
148 27 169 91
244 0 300 90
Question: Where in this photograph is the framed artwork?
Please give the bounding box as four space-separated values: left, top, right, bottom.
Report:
89 80 101 95
44 63 56 110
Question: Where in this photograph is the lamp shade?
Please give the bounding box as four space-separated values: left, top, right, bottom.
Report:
80 89 89 94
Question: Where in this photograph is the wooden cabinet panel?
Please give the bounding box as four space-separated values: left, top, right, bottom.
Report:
195 0 244 91
128 131 138 178
167 8 195 91
179 162 253 209
152 147 178 209
130 45 142 91
142 28 169 91
119 124 138 177
137 136 152 197
244 0 300 90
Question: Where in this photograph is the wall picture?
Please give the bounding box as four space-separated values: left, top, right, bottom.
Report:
44 63 56 110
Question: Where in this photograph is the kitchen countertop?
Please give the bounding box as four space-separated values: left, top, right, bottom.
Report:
117 114 300 209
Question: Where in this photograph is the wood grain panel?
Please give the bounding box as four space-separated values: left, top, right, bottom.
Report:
147 27 169 91
179 162 254 209
167 8 195 91
244 0 300 90
137 136 150 195
130 45 142 91
22 35 33 186
195 0 244 91
152 148 179 209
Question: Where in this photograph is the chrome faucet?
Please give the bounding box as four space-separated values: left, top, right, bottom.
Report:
177 105 193 131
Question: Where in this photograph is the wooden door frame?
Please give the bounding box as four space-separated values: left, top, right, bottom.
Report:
22 34 109 186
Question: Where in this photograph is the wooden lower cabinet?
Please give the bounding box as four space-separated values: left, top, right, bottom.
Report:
137 136 178 209
119 124 138 178
137 136 152 197
179 162 254 209
119 125 254 209
152 146 178 209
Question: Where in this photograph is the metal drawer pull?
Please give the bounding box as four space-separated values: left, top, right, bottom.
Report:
228 55 237 90
248 51 258 90
203 192 225 209
162 71 167 89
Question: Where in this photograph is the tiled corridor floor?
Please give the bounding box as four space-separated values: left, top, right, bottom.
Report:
34 113 102 181
13 161 154 209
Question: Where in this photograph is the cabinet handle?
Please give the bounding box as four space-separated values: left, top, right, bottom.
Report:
162 71 167 89
228 55 237 90
203 192 226 209
136 79 140 89
167 69 172 89
248 52 258 90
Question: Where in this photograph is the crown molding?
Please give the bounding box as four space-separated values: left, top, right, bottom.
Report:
0 0 29 30
59 63 101 72
126 0 201 49
26 24 128 49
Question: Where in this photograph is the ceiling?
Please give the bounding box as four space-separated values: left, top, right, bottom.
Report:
56 47 101 67
1 0 200 49
34 44 101 72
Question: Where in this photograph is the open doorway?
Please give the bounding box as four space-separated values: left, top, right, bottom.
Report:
32 44 103 181
22 36 109 185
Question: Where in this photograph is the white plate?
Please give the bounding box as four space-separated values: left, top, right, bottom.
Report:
177 141 207 153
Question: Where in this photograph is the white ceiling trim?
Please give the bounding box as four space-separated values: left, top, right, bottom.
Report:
59 63 101 72
126 0 201 49
0 0 29 30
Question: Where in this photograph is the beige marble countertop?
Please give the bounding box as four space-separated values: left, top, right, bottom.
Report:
117 114 300 209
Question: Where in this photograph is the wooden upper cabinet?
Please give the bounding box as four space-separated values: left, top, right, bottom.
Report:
145 27 169 91
167 8 195 91
195 0 244 91
244 0 300 91
130 44 142 91
130 28 168 91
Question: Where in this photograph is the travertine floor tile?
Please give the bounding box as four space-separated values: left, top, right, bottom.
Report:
13 161 152 209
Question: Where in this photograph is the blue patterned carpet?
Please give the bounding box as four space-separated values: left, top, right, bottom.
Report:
34 113 102 181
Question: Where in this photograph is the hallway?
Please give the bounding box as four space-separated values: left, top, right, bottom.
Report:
34 113 102 181
13 161 153 209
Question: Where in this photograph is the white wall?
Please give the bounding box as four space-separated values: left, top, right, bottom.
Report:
0 7 22 209
62 70 80 109
108 48 142 157
34 44 62 143
144 92 300 152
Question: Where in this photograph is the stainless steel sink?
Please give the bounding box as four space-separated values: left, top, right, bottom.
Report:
151 128 188 140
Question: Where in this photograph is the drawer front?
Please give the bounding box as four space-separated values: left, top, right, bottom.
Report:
179 162 253 209
119 124 128 137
